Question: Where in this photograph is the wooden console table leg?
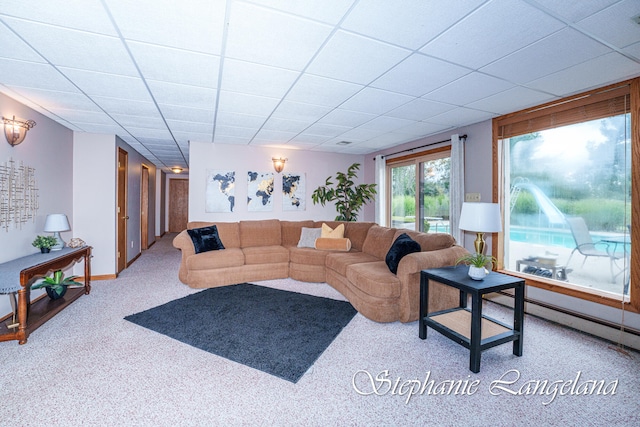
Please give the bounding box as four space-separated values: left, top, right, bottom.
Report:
17 287 28 344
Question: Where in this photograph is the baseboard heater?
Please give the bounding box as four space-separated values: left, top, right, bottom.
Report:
490 290 640 339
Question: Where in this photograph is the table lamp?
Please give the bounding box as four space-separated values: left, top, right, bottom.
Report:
458 202 502 254
44 214 71 251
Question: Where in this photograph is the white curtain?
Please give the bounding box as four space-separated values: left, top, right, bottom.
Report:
450 134 465 245
374 154 387 226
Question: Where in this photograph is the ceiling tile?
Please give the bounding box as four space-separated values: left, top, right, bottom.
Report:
306 30 410 84
60 67 152 100
359 116 415 133
271 100 332 122
286 74 363 107
421 0 565 69
7 87 98 111
526 52 640 96
221 59 300 98
226 2 332 70
128 42 220 88
422 73 514 106
0 58 78 92
105 0 227 54
93 97 159 117
340 87 414 115
0 22 47 63
467 87 554 115
247 0 355 24
533 0 620 23
342 0 486 49
2 17 137 76
316 109 377 127
216 90 280 116
147 80 216 110
576 0 640 48
373 54 470 96
0 0 116 35
424 107 496 127
480 28 611 84
159 104 215 123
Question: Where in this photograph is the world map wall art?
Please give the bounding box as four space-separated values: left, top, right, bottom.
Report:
247 171 274 212
282 173 305 211
205 170 235 213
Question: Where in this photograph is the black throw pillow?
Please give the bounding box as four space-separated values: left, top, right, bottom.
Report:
187 225 225 254
385 233 421 274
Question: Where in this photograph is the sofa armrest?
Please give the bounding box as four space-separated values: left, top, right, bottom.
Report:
396 245 470 322
173 230 196 284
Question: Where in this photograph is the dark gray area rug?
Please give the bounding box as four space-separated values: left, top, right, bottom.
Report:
124 283 357 383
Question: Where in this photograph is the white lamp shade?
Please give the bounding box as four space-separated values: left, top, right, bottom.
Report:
44 214 70 232
458 202 502 233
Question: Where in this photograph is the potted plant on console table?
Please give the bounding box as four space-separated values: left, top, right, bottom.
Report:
31 270 83 300
32 235 58 253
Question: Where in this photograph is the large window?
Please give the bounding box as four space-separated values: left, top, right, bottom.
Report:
494 79 638 311
389 150 451 233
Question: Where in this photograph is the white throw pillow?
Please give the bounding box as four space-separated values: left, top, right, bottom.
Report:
297 227 322 248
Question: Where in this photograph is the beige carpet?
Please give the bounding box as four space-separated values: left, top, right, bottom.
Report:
1 234 638 426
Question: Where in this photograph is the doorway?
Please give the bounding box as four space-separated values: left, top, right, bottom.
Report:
117 148 128 274
141 164 150 250
169 179 188 232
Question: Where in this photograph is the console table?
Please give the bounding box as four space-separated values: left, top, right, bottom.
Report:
419 265 524 373
0 246 91 344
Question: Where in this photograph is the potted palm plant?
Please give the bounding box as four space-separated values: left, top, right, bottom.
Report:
31 270 83 300
32 235 58 253
311 163 377 221
456 253 498 280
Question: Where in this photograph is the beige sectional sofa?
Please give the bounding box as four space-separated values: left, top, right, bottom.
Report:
172 219 469 323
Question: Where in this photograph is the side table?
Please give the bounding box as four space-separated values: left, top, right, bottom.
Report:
419 265 525 373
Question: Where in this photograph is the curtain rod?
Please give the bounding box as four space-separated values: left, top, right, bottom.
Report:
376 134 467 159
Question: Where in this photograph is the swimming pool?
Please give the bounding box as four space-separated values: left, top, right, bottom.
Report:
509 226 626 252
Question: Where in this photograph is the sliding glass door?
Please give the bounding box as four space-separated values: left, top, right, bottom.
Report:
389 151 450 233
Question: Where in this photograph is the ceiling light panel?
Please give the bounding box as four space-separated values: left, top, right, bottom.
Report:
225 2 333 71
306 30 410 84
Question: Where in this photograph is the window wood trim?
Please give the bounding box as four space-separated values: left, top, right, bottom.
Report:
492 77 639 314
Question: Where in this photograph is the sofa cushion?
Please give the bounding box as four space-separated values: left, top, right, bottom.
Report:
325 251 379 276
240 219 281 247
394 230 455 252
343 222 375 251
362 225 397 259
315 237 351 251
187 222 241 248
289 247 329 266
187 225 225 254
321 223 344 238
186 248 244 270
346 261 401 299
297 227 322 248
385 233 421 274
243 245 289 265
281 220 315 247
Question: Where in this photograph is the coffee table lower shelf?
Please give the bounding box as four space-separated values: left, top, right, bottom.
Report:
426 308 519 352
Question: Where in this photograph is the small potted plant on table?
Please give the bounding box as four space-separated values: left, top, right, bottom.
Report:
32 270 83 300
32 235 58 253
456 252 498 280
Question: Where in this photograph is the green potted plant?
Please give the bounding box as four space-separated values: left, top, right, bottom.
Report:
32 235 58 253
31 270 83 300
311 163 377 221
456 252 498 280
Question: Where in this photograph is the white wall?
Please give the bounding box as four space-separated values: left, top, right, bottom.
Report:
188 141 365 222
0 92 74 314
73 133 116 276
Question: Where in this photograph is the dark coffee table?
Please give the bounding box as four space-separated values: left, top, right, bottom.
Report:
419 265 525 373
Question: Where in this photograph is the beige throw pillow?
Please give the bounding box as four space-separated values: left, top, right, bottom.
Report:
321 223 344 238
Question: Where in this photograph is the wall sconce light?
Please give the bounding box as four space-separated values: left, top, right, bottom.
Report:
272 157 287 173
3 115 36 147
171 167 183 174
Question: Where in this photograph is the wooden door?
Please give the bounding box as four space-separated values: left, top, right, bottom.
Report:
141 165 149 250
117 148 128 274
169 179 188 232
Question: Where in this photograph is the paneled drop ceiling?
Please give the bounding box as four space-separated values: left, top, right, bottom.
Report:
1 0 639 173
